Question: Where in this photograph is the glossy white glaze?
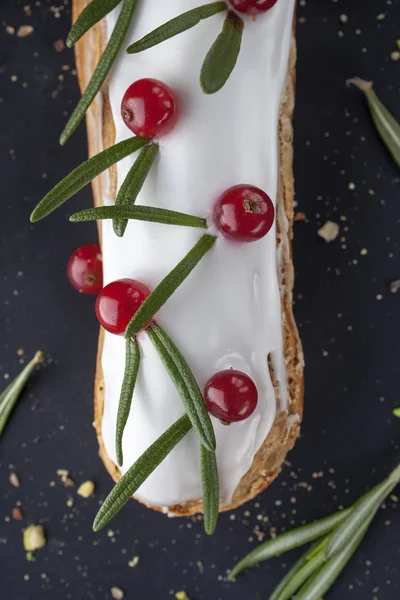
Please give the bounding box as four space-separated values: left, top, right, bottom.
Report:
101 0 295 508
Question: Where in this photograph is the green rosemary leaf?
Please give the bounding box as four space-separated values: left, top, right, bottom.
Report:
393 407 400 418
200 11 244 95
326 464 400 558
113 144 159 237
274 542 329 600
348 78 400 168
0 351 43 437
125 234 216 339
30 136 149 222
294 522 370 600
126 2 227 54
71 205 208 229
146 323 216 453
60 0 139 145
200 444 219 535
269 540 324 600
116 338 140 467
67 0 123 48
93 414 192 532
227 508 351 580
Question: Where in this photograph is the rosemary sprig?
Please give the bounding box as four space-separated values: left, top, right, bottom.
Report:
200 11 244 94
126 2 227 54
70 205 208 229
125 234 216 338
294 523 370 600
67 0 123 48
60 0 139 145
200 443 219 535
230 464 400 600
348 77 400 168
113 144 159 237
274 539 329 600
116 339 140 467
326 464 400 558
93 414 192 532
268 541 324 600
30 136 149 222
146 323 216 453
227 508 351 579
0 351 43 437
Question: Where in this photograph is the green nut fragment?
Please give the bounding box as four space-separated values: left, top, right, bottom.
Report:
77 480 95 498
23 525 46 552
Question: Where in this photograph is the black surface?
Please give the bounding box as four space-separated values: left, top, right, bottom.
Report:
1 1 400 599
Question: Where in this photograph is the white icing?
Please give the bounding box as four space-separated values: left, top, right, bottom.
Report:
101 0 295 508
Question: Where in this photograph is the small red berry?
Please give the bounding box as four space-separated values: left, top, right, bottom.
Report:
121 78 178 139
228 0 278 14
204 370 258 423
67 244 103 295
214 184 275 242
95 278 151 335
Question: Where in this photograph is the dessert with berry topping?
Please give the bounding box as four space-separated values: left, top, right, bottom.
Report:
37 0 303 526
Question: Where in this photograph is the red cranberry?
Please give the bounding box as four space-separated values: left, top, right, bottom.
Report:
228 0 278 14
95 278 151 335
121 78 178 139
67 244 103 295
204 370 258 423
214 184 275 242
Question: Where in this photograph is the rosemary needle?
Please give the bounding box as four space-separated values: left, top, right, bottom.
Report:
125 234 216 338
31 136 149 222
126 2 227 54
200 11 244 94
60 0 139 145
115 339 140 467
348 77 400 168
0 352 43 437
93 414 192 531
67 0 123 48
146 323 216 453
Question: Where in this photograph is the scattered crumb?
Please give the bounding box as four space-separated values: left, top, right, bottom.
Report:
111 587 124 600
339 14 348 23
77 481 95 498
360 248 368 256
17 25 34 38
390 51 400 61
12 507 24 520
23 525 46 552
318 221 339 242
9 472 20 488
54 39 65 53
128 556 140 568
348 182 356 190
175 593 190 600
6 25 15 35
56 469 75 487
389 280 400 294
295 212 308 222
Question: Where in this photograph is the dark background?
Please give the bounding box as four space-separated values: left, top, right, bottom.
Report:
1 1 399 599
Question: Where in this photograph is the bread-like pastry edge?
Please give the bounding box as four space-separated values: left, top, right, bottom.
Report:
72 0 304 516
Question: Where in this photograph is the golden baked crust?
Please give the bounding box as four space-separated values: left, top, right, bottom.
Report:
72 0 304 516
